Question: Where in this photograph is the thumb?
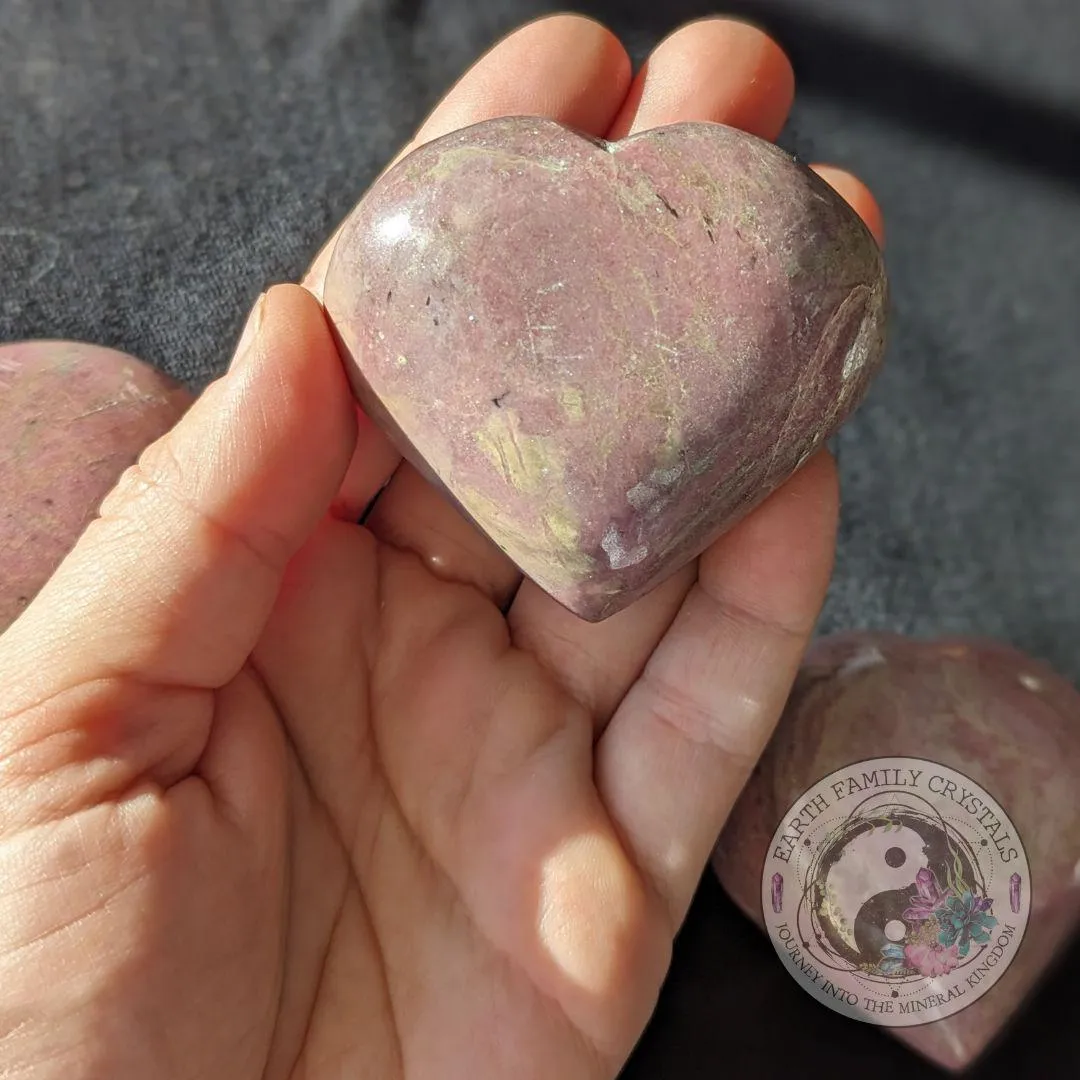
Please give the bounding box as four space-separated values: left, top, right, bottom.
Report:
0 284 357 704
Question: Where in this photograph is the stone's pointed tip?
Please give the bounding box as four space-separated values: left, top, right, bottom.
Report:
549 587 627 624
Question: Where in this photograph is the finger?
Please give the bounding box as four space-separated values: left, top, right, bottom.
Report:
358 15 634 607
363 465 522 604
328 403 402 522
607 17 795 140
0 284 357 709
508 20 799 725
811 164 886 247
510 566 695 725
596 451 839 929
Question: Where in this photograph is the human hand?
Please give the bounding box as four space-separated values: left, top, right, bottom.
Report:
0 15 882 1080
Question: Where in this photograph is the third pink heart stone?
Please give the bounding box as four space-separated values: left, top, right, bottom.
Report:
713 633 1080 1072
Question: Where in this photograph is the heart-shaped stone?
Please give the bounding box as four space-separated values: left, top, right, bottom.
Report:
0 342 192 632
712 632 1080 1072
323 117 887 620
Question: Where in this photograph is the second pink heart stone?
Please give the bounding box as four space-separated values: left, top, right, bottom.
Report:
324 117 888 619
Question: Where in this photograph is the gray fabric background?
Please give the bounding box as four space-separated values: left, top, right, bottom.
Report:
2 0 1078 1075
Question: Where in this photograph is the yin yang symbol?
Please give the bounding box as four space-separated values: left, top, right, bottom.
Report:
822 823 930 954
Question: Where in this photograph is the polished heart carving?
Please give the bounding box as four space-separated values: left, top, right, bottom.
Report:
712 633 1080 1072
323 116 887 620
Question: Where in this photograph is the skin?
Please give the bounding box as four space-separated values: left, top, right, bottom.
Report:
0 15 883 1080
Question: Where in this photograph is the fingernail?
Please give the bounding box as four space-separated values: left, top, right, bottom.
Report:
232 291 267 368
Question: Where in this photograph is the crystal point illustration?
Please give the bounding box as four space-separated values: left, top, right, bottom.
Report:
771 872 784 914
1010 872 1023 914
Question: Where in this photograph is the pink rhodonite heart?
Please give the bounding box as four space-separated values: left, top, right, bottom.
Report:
0 342 192 633
323 116 888 620
712 633 1080 1072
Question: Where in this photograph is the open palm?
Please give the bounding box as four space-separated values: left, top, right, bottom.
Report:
0 16 881 1080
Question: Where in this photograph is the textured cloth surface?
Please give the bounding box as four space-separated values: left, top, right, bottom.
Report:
2 1 1079 1076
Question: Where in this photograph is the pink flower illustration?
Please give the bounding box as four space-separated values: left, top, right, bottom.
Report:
903 867 952 922
904 940 961 978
